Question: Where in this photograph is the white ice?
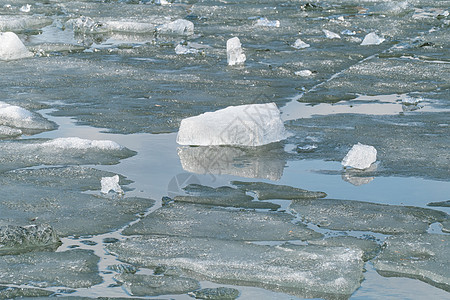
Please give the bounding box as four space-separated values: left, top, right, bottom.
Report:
157 19 194 35
177 103 288 146
42 137 124 150
323 29 341 39
101 175 124 194
20 4 31 13
226 37 246 66
292 38 310 49
342 143 377 170
295 70 313 77
254 17 280 27
361 32 385 46
0 101 53 130
0 32 33 61
175 44 199 55
0 125 22 137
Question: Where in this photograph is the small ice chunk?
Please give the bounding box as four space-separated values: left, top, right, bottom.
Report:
157 19 194 36
175 44 199 55
101 175 123 194
0 32 33 61
342 143 377 170
323 29 341 39
254 17 280 27
177 103 287 146
226 37 246 66
402 95 422 105
292 38 310 49
341 29 356 36
19 4 31 13
295 70 313 77
0 125 22 137
361 32 385 45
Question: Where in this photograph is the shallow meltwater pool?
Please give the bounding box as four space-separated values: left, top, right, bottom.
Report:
1 0 449 299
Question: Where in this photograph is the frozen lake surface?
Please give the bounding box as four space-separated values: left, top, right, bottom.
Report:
0 0 449 299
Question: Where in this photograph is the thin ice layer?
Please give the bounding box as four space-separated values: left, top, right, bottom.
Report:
122 202 322 241
290 199 447 234
174 184 280 210
0 249 102 288
115 274 200 297
177 103 287 146
107 235 364 299
0 167 152 236
374 233 450 292
231 181 327 200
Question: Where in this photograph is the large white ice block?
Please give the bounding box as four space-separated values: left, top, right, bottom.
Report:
226 37 246 66
342 143 377 170
177 103 288 146
0 32 33 61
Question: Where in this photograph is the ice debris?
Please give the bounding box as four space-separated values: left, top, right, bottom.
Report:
175 44 200 55
0 224 60 255
42 137 123 150
295 70 313 77
342 143 377 170
0 32 33 61
157 19 194 35
0 125 22 138
292 38 310 49
107 235 365 298
177 103 287 146
323 29 340 39
20 4 31 13
361 32 385 45
341 29 356 36
101 175 124 194
374 234 450 291
254 17 280 27
226 37 246 66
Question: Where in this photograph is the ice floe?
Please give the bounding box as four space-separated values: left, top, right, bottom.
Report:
323 29 340 39
374 233 450 291
107 235 364 298
157 19 194 35
226 37 246 66
342 143 377 170
231 181 327 200
177 103 287 146
0 32 33 61
254 17 280 27
292 38 310 49
290 199 448 234
123 202 322 241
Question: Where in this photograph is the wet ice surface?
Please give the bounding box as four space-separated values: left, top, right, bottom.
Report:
0 0 449 298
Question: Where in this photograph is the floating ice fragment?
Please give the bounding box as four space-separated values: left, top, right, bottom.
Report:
226 37 246 66
292 38 310 49
177 103 287 146
361 32 385 45
295 70 313 77
323 29 340 39
19 4 31 13
175 44 199 55
402 95 422 105
254 17 280 27
0 101 55 131
0 125 22 137
0 32 33 61
342 143 377 170
157 19 194 35
101 175 124 194
341 29 356 36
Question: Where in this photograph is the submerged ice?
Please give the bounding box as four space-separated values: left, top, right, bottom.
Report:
177 103 287 146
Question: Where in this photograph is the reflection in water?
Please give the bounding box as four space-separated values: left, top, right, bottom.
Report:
342 165 377 186
177 144 286 181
